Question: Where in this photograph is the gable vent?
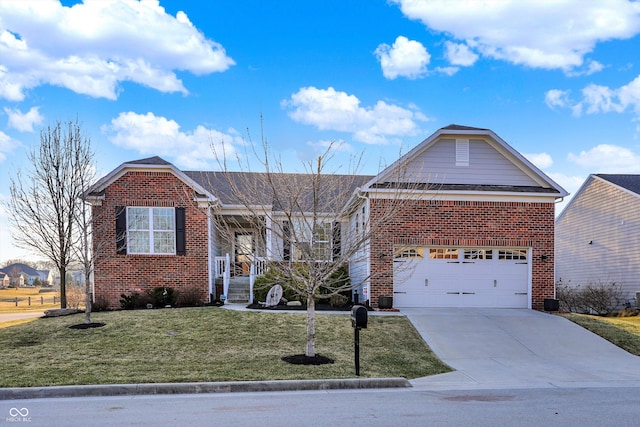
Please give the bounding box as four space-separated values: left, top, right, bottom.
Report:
456 139 469 166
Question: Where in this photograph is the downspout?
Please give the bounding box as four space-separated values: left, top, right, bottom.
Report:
207 207 213 301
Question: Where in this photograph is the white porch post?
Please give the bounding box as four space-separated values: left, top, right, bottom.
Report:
223 253 230 300
265 215 273 259
249 261 255 304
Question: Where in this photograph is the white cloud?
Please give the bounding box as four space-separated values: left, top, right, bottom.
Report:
544 89 571 109
0 130 19 163
4 106 43 132
282 86 429 144
444 41 478 67
524 152 553 169
374 36 430 80
549 75 640 128
103 112 241 169
0 0 234 101
392 0 640 72
568 144 640 173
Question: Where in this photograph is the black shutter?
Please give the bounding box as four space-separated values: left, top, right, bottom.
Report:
115 206 127 255
332 221 341 261
175 207 186 256
283 221 291 261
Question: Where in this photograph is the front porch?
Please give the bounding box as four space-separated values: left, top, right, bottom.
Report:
213 255 267 303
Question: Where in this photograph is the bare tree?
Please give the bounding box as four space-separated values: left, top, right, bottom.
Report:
8 120 94 309
199 130 417 359
74 144 97 323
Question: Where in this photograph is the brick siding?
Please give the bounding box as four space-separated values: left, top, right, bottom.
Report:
369 199 555 310
92 171 210 309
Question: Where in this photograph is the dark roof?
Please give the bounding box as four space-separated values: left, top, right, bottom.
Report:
440 124 490 132
0 263 40 277
597 174 640 196
127 156 172 166
185 171 373 210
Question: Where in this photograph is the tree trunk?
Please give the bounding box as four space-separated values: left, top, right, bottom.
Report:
84 276 92 324
306 294 316 357
59 266 67 309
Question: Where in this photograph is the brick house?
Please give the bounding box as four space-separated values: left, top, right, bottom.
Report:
88 125 566 310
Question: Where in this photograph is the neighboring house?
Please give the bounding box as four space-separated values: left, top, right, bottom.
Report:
555 174 640 304
38 270 53 286
0 272 9 288
0 263 42 286
88 125 566 310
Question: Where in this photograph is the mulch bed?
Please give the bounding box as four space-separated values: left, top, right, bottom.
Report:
246 303 372 311
68 322 106 330
281 354 335 365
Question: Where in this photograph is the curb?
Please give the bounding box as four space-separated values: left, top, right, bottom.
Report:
0 378 412 401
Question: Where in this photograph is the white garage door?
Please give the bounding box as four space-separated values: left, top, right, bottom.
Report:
393 247 530 308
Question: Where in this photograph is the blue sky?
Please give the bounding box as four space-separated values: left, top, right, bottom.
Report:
1 0 640 263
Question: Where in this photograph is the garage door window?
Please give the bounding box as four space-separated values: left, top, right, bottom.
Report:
498 249 527 260
394 247 424 258
429 248 459 259
464 249 492 260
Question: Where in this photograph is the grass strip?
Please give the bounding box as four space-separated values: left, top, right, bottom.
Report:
561 313 640 356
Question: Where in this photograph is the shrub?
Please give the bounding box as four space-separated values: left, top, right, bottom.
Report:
176 286 203 307
556 279 625 316
253 264 352 305
92 295 110 312
147 286 178 308
120 293 140 310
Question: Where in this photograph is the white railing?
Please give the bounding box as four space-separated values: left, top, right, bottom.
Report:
214 254 267 303
249 257 268 304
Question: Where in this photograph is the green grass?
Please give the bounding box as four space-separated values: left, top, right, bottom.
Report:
0 307 451 387
561 313 640 356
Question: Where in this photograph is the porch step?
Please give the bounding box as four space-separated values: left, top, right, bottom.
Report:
226 278 251 303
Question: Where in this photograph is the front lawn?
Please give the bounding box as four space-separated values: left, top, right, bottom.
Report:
561 313 640 356
0 307 451 387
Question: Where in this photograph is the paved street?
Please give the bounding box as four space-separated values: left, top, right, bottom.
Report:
3 386 640 426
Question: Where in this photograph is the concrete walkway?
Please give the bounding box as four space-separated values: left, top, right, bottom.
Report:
0 311 44 324
404 308 640 390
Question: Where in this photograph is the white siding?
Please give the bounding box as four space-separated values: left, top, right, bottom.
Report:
556 178 640 303
404 138 539 186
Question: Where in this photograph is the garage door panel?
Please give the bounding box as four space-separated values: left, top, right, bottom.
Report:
393 247 529 308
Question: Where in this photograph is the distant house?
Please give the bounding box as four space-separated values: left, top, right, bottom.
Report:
556 174 640 304
88 125 566 310
0 272 9 288
0 263 42 286
38 270 53 286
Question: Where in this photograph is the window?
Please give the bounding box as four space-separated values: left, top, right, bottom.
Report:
464 249 493 260
394 247 424 258
429 248 459 259
498 249 527 260
288 219 332 261
119 207 180 255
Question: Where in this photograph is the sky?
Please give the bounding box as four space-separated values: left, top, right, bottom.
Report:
1 0 640 264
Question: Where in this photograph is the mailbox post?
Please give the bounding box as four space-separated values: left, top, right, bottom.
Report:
351 305 368 376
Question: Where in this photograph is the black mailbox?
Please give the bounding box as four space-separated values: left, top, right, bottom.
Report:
351 305 368 329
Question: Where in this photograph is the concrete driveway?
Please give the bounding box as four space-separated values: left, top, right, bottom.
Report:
404 308 640 390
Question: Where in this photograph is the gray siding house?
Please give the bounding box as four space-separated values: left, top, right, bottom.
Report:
555 174 640 304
